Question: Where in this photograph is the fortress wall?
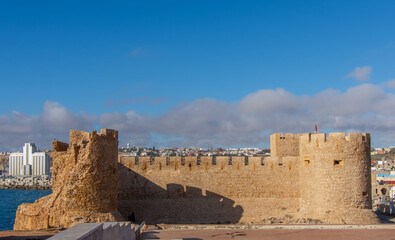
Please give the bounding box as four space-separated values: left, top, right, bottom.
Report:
298 132 377 224
118 155 300 224
14 130 379 229
270 133 302 157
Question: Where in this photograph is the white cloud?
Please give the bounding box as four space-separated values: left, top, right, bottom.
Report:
99 83 395 148
238 88 300 114
383 79 395 89
5 82 395 150
105 83 395 148
100 110 154 146
346 66 372 81
0 101 95 151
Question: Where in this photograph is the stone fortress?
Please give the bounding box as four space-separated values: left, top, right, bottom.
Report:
14 129 379 230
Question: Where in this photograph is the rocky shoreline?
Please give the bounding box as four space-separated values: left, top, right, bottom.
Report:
0 176 52 190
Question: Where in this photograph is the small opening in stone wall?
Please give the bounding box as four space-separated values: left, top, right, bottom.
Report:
362 191 368 197
278 163 283 166
73 145 81 164
197 157 201 165
245 157 248 165
333 160 343 167
135 157 139 165
304 156 311 167
127 213 136 222
362 135 366 141
181 157 185 165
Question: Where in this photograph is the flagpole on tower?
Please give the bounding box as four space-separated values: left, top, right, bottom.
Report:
315 124 318 133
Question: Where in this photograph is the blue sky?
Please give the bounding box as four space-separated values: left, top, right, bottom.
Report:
1 1 395 150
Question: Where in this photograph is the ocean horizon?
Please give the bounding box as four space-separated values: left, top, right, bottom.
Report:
0 189 51 231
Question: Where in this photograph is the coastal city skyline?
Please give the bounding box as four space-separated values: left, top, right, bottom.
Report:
1 1 395 150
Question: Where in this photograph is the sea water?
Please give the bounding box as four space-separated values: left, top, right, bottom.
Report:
0 189 51 230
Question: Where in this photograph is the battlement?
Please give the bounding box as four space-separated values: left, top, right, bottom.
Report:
119 156 266 169
270 133 303 157
69 130 90 143
68 129 118 145
99 128 118 139
299 132 370 148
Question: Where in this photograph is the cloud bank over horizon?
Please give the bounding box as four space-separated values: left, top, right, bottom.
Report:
2 82 395 151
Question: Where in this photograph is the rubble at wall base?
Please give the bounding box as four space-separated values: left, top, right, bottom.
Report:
0 176 51 190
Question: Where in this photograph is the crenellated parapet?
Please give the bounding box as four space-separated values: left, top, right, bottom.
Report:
120 156 265 168
270 133 302 157
300 132 369 145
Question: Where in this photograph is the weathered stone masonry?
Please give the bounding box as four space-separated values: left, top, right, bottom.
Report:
118 132 379 224
14 129 124 230
14 130 379 230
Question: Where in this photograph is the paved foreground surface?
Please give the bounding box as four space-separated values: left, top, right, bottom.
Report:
0 230 59 240
142 225 395 240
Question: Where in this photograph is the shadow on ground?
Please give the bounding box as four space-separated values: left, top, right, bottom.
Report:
142 229 202 240
375 211 395 223
0 235 54 240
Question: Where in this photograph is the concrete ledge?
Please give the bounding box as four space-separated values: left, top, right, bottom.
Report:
48 222 137 240
48 223 103 240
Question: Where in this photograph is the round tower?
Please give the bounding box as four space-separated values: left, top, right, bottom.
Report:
298 132 379 224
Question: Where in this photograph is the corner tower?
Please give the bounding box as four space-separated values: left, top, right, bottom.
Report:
298 132 379 224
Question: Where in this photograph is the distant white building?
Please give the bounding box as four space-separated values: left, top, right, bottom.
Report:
9 143 51 176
